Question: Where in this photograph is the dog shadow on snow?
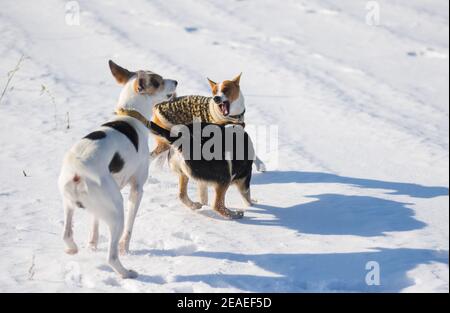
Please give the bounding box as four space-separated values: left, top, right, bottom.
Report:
251 170 449 199
135 171 449 291
240 170 448 237
170 248 448 292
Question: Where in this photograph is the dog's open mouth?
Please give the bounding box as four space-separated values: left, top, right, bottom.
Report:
219 101 230 116
166 92 176 100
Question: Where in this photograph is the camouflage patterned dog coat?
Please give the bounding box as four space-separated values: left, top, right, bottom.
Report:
153 95 245 128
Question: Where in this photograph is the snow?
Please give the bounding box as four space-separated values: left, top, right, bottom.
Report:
0 0 448 292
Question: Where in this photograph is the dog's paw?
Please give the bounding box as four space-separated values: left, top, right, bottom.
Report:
121 269 138 279
256 163 266 172
190 202 203 210
88 239 98 251
217 208 244 220
65 247 79 255
182 198 203 210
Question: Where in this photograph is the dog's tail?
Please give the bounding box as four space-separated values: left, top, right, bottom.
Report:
149 121 178 144
59 154 102 205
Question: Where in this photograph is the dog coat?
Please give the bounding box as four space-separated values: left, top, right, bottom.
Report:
153 95 244 127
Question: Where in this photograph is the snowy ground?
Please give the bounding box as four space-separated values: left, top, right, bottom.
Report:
0 0 448 292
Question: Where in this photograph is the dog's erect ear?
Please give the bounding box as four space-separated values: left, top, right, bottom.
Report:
109 60 135 85
232 73 242 86
207 78 217 90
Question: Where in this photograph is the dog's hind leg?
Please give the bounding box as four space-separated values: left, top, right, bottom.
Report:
254 155 266 172
179 173 203 210
197 182 208 205
94 177 137 279
106 213 137 279
213 184 244 220
63 201 78 255
235 176 253 207
119 177 144 255
88 217 99 251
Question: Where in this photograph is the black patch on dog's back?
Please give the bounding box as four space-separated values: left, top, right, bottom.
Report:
102 121 139 152
109 152 124 173
171 123 254 184
83 131 106 140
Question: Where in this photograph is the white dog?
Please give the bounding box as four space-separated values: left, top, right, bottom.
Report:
58 60 177 278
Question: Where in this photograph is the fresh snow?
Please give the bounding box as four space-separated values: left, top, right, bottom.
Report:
0 0 448 292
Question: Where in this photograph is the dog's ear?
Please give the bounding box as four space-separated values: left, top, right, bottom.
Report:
109 60 135 85
232 73 242 86
207 78 217 91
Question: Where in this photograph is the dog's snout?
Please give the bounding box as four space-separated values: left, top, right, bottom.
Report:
167 79 177 87
165 79 178 89
213 96 222 104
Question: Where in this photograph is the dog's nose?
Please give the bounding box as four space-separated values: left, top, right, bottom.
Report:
213 96 222 104
174 80 178 87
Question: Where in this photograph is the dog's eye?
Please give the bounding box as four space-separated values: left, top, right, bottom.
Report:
138 78 145 91
150 78 160 89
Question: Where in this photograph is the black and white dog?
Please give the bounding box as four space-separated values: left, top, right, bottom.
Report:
149 121 254 220
58 60 177 278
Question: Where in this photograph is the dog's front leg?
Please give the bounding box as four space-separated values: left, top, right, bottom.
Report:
213 184 244 220
119 180 143 255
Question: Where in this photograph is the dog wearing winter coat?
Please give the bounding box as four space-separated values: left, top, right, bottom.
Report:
150 74 265 210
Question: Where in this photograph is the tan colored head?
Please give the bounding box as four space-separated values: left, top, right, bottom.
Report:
207 73 243 116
